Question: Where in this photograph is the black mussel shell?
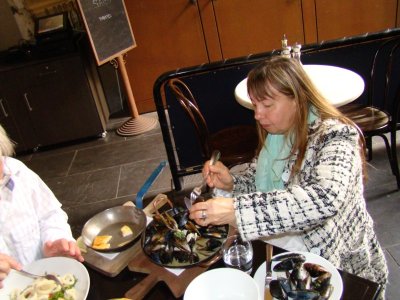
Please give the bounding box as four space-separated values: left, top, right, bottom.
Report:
206 238 222 251
273 256 307 272
286 290 320 300
272 253 307 262
270 279 288 299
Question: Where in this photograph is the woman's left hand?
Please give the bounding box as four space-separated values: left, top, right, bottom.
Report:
189 197 237 227
43 239 84 262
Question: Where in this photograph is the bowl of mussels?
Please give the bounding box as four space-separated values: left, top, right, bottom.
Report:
253 251 343 300
141 197 229 268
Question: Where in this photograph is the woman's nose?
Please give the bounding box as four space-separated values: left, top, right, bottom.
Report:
254 106 262 120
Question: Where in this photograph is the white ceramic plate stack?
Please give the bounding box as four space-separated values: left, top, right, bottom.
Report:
253 251 343 300
0 257 90 300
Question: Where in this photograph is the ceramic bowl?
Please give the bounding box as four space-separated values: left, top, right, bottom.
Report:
184 268 259 300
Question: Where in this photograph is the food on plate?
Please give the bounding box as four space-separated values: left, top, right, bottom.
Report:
92 235 112 249
143 207 228 267
120 225 133 237
269 253 334 299
10 273 77 300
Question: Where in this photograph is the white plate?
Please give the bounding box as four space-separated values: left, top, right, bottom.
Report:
253 251 343 300
184 268 260 300
0 257 90 300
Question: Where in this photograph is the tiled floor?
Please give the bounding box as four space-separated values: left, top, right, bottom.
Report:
17 113 400 300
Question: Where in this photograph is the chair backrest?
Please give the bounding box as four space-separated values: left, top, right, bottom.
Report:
369 37 400 124
168 78 213 160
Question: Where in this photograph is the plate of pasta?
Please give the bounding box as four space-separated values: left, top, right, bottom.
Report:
0 257 90 300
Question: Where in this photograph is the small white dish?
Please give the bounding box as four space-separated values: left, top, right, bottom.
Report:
253 251 343 300
0 257 90 300
184 267 260 300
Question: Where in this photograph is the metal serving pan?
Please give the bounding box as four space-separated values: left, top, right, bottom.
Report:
81 160 167 253
81 205 146 252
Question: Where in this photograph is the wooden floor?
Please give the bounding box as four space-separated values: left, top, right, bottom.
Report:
17 112 400 300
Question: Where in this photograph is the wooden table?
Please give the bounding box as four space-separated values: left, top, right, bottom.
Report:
234 64 365 109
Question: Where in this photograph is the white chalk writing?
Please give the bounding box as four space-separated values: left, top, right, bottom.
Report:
99 14 112 21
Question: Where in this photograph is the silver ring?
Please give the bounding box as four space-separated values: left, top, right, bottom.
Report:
201 210 207 219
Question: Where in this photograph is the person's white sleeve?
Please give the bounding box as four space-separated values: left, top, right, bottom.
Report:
30 172 74 245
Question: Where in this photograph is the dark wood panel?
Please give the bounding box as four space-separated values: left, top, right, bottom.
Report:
302 0 318 44
23 55 103 145
213 0 305 59
198 0 223 62
0 91 26 152
123 0 210 113
0 46 106 153
316 0 397 41
0 68 39 150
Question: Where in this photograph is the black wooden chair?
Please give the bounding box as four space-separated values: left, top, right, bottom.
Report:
339 37 400 189
168 78 258 168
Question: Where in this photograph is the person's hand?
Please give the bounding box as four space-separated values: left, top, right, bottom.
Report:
43 239 84 262
0 253 21 289
189 197 237 227
203 161 234 192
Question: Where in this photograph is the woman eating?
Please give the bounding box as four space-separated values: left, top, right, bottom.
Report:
189 56 388 298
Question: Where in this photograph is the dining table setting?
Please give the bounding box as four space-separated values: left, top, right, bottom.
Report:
77 191 381 300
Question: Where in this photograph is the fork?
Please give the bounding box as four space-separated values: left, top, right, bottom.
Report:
264 243 274 300
16 269 63 287
184 150 221 209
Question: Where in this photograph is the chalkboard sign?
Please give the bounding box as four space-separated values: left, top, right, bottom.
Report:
77 0 136 65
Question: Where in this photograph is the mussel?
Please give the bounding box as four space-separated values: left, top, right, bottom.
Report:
270 255 334 300
143 206 227 267
273 254 306 272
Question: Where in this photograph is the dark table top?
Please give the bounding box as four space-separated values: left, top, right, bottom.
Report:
86 239 380 300
86 191 380 299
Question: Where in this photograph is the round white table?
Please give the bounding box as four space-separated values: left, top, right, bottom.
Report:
234 64 365 109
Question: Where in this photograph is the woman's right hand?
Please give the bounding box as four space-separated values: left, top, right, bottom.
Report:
203 161 234 192
0 253 21 288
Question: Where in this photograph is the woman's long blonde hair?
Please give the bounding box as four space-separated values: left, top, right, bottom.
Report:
247 56 366 179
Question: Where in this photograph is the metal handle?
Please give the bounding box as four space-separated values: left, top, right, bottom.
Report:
265 243 274 299
266 243 273 274
39 65 57 77
209 150 221 166
135 160 167 209
23 93 33 111
38 70 57 77
200 150 221 186
0 99 8 117
16 269 38 280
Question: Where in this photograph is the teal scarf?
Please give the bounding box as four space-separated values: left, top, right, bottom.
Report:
255 106 318 192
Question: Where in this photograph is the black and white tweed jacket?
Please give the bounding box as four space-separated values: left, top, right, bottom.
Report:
232 117 388 289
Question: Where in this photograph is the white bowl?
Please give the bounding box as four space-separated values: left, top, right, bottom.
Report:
184 268 259 300
0 257 90 300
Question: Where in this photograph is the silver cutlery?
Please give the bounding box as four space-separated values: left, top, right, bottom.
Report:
16 269 63 287
184 150 221 210
265 243 274 300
